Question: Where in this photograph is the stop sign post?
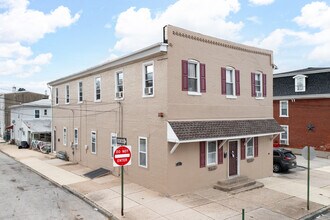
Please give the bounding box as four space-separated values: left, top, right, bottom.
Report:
113 145 131 167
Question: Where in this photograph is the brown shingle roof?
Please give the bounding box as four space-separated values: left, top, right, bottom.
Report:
168 119 283 141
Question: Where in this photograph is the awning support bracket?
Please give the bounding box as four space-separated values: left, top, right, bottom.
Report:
270 134 279 141
170 143 180 154
218 140 227 149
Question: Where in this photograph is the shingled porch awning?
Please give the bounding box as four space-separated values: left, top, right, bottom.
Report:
167 119 283 153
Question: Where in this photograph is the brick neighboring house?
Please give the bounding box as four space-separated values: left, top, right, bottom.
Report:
48 25 282 195
273 67 330 151
0 89 48 140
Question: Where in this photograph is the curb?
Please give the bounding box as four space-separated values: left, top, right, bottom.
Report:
300 206 330 220
0 147 118 220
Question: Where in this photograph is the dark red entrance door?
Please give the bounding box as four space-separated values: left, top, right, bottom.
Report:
229 141 238 176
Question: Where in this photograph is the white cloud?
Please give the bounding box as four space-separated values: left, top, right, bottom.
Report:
111 0 243 54
247 16 261 24
249 0 275 6
0 0 79 77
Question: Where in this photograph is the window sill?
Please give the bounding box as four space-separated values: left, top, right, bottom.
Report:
115 98 124 101
77 101 83 104
246 157 254 163
279 115 289 118
142 95 154 98
94 99 102 103
226 95 237 99
91 152 97 155
139 165 148 168
188 92 202 96
255 97 264 100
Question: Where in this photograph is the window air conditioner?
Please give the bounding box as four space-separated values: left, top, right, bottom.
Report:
256 92 262 97
116 92 123 98
280 140 287 145
145 87 153 95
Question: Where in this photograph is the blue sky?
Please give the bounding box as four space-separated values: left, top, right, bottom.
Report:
0 0 329 94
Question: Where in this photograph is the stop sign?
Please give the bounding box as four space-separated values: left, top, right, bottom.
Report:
113 145 132 167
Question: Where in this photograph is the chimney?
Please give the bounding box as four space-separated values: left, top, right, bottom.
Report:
12 86 16 92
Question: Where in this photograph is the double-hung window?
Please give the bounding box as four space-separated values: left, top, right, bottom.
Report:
78 81 83 103
55 88 59 105
280 125 289 145
95 77 101 101
44 109 47 116
138 137 147 168
226 68 235 96
143 62 154 97
74 128 78 145
251 72 266 98
111 133 117 158
65 85 70 104
246 138 254 158
91 131 96 154
206 141 217 166
293 75 307 92
115 72 124 99
63 127 67 146
255 73 262 98
188 60 200 93
280 100 288 117
35 110 40 119
221 67 239 97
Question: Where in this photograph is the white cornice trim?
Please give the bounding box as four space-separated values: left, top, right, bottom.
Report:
273 94 330 100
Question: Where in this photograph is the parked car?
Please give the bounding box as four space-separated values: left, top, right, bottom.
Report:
273 148 297 173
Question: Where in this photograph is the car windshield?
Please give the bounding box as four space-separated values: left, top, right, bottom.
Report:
284 152 295 158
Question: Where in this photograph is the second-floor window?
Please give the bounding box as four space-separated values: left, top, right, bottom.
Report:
280 100 288 117
143 62 154 97
35 110 40 118
65 85 70 104
251 72 266 98
78 81 83 103
55 88 59 105
182 60 206 94
115 72 124 99
221 67 240 97
95 77 101 101
44 109 47 116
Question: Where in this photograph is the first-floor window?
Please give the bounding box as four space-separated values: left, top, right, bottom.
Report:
246 138 254 158
138 137 147 168
111 133 117 158
63 127 67 146
35 110 40 118
91 131 96 154
207 141 217 166
74 128 78 145
280 125 289 145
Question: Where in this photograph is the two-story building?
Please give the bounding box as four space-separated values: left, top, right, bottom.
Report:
0 89 48 140
273 67 330 151
48 25 282 195
10 99 52 146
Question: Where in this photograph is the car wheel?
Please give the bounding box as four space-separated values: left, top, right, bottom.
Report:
273 163 281 173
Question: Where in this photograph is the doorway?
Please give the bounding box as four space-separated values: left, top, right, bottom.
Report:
228 140 238 177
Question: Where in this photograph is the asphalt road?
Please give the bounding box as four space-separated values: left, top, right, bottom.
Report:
0 152 108 220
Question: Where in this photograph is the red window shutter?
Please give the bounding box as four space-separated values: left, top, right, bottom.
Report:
262 74 267 97
182 60 188 91
251 72 256 97
241 139 246 160
235 70 240 96
221 67 226 94
218 144 223 164
200 63 206 93
254 137 259 157
200 142 206 168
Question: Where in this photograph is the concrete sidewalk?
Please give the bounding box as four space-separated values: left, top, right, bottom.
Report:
1 141 330 220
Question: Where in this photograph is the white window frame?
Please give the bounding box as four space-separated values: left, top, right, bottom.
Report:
94 77 101 102
255 72 263 99
91 131 96 154
74 128 78 145
142 61 154 98
111 133 117 158
55 88 59 105
35 110 40 119
246 138 254 159
115 71 124 100
206 141 217 166
65 85 70 104
280 125 289 145
138 137 148 168
280 100 289 117
226 67 236 98
78 81 83 103
188 59 201 95
44 109 47 116
293 75 307 92
63 127 67 146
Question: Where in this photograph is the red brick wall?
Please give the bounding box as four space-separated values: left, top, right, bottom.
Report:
273 98 330 150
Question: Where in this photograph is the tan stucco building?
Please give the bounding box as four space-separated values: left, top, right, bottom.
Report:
48 25 282 195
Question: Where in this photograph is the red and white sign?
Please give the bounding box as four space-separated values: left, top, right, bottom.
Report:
113 145 132 167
